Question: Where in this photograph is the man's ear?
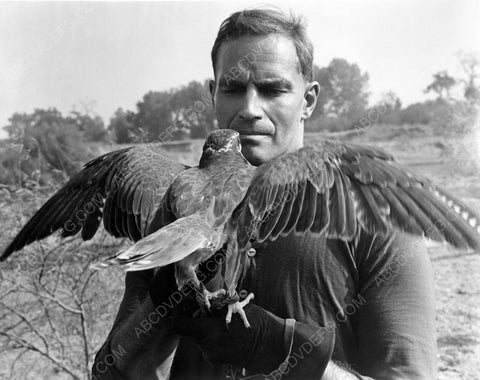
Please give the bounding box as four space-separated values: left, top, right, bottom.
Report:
209 79 216 108
301 81 320 120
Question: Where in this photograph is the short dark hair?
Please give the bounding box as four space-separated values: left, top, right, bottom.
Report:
211 8 314 81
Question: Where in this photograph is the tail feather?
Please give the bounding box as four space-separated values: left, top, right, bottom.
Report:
91 214 221 271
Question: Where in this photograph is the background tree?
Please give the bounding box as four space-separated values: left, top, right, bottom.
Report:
375 91 402 125
108 108 137 144
71 101 108 142
2 109 89 185
457 50 480 103
1 108 109 187
170 80 216 139
69 112 107 143
307 58 369 132
134 90 174 142
424 71 456 99
399 99 445 125
131 80 215 142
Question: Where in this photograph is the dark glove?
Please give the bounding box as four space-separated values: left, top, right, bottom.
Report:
173 298 285 373
148 264 178 311
172 299 335 378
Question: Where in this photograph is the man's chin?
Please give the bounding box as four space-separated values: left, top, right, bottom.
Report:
241 141 274 166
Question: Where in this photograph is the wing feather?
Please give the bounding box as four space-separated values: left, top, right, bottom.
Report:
340 175 357 239
403 186 478 248
295 182 317 233
282 181 306 236
328 170 347 237
381 187 423 234
257 184 284 241
82 207 103 241
360 184 390 230
310 191 329 235
233 140 480 251
270 184 296 239
392 186 445 241
1 144 188 261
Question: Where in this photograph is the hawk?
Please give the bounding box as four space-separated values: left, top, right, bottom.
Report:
2 129 480 326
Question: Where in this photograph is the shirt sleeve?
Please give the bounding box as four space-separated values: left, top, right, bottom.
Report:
352 231 437 379
92 269 169 379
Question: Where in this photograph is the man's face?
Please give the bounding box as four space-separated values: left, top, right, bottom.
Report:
210 35 319 166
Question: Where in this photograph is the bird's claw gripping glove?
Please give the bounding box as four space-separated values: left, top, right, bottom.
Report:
172 298 335 379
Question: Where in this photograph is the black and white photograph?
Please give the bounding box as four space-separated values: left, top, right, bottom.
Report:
0 1 479 379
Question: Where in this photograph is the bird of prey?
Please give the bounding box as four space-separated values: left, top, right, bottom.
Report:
2 129 480 327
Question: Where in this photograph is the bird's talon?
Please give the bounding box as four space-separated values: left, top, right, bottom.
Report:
239 292 254 307
197 288 227 313
225 292 254 328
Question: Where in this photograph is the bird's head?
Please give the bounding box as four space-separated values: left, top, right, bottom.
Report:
202 129 242 154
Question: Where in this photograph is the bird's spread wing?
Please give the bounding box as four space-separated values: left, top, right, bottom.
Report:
232 140 480 250
1 144 189 261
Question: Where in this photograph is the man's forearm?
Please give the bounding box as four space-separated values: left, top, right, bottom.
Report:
263 321 335 380
94 296 178 380
266 323 374 380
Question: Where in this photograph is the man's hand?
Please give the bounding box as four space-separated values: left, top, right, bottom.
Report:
173 298 287 374
172 298 335 378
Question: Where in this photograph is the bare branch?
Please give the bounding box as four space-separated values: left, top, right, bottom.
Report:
0 331 81 380
29 290 82 315
1 302 50 353
9 348 29 376
31 285 66 358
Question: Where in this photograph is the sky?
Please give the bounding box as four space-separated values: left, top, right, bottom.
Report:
0 0 479 139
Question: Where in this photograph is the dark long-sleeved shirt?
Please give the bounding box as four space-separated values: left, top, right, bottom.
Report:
93 229 437 379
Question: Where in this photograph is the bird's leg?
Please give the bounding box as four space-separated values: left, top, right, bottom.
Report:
176 259 226 315
195 282 226 312
225 292 255 328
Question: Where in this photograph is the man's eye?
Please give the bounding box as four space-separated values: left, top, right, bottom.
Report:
221 88 242 94
262 87 287 95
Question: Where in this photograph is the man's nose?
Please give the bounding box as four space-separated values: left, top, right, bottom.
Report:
238 86 262 121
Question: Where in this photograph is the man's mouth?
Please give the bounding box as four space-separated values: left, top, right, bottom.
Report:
238 131 269 136
230 122 274 138
233 126 274 136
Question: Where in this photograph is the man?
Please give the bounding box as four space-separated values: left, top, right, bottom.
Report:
93 8 436 379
